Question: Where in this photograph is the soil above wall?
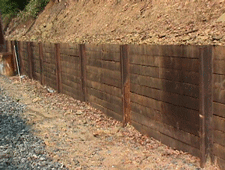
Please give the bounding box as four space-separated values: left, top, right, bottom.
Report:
4 0 225 45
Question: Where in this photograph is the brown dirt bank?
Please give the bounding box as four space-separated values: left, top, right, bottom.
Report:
4 0 225 45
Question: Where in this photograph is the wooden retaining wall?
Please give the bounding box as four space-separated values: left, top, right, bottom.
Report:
212 46 225 169
7 40 225 169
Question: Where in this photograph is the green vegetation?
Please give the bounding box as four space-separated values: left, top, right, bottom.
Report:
0 0 49 28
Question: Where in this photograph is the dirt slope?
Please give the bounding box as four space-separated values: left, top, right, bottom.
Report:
5 0 225 45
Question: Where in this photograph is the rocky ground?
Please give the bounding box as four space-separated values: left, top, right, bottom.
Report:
0 74 219 169
0 76 68 169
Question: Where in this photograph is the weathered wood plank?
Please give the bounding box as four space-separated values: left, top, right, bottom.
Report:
131 93 161 111
213 46 225 60
88 95 122 115
86 51 121 62
86 71 121 88
214 130 225 147
213 143 225 160
131 120 200 157
90 102 122 122
61 72 81 84
61 67 81 77
158 57 199 72
131 79 199 98
131 112 200 148
213 115 225 132
159 68 199 85
213 102 225 118
61 77 82 90
131 102 162 121
213 60 225 75
87 59 120 71
60 43 79 56
130 54 159 67
87 87 122 107
61 54 80 62
86 80 121 98
130 64 159 78
61 60 80 71
86 65 121 80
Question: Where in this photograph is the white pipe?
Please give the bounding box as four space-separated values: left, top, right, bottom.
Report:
14 45 21 83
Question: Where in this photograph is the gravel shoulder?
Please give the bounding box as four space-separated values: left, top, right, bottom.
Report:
0 75 219 170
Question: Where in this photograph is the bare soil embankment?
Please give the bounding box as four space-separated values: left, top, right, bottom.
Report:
5 0 225 45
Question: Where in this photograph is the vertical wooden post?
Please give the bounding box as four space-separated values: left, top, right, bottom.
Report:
199 46 213 168
39 42 44 85
79 44 87 102
10 41 17 73
120 45 131 126
27 42 33 79
55 43 61 93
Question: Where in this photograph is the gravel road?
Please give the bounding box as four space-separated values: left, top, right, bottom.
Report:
0 85 68 170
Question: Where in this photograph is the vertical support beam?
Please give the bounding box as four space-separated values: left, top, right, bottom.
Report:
120 45 131 126
39 42 44 85
199 46 213 168
10 41 17 73
27 42 33 79
79 44 87 102
55 43 61 93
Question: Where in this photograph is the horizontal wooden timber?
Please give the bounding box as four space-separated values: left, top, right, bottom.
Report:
213 102 225 117
90 102 122 122
214 115 225 132
85 44 103 52
61 87 83 101
158 56 199 72
61 72 81 84
60 43 79 56
86 71 121 88
131 78 199 98
130 82 199 110
213 60 225 75
42 43 55 53
213 143 225 160
86 51 120 62
87 59 120 71
129 45 200 58
87 87 122 107
61 67 81 77
43 66 56 75
131 121 200 157
43 52 56 62
131 102 199 136
131 93 161 111
213 46 225 60
86 65 121 80
159 68 199 85
131 102 162 121
61 54 80 62
214 130 225 147
130 55 159 67
61 83 83 95
131 93 199 124
61 78 82 90
61 60 80 71
88 95 122 115
131 112 200 148
86 80 121 98
130 64 159 78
